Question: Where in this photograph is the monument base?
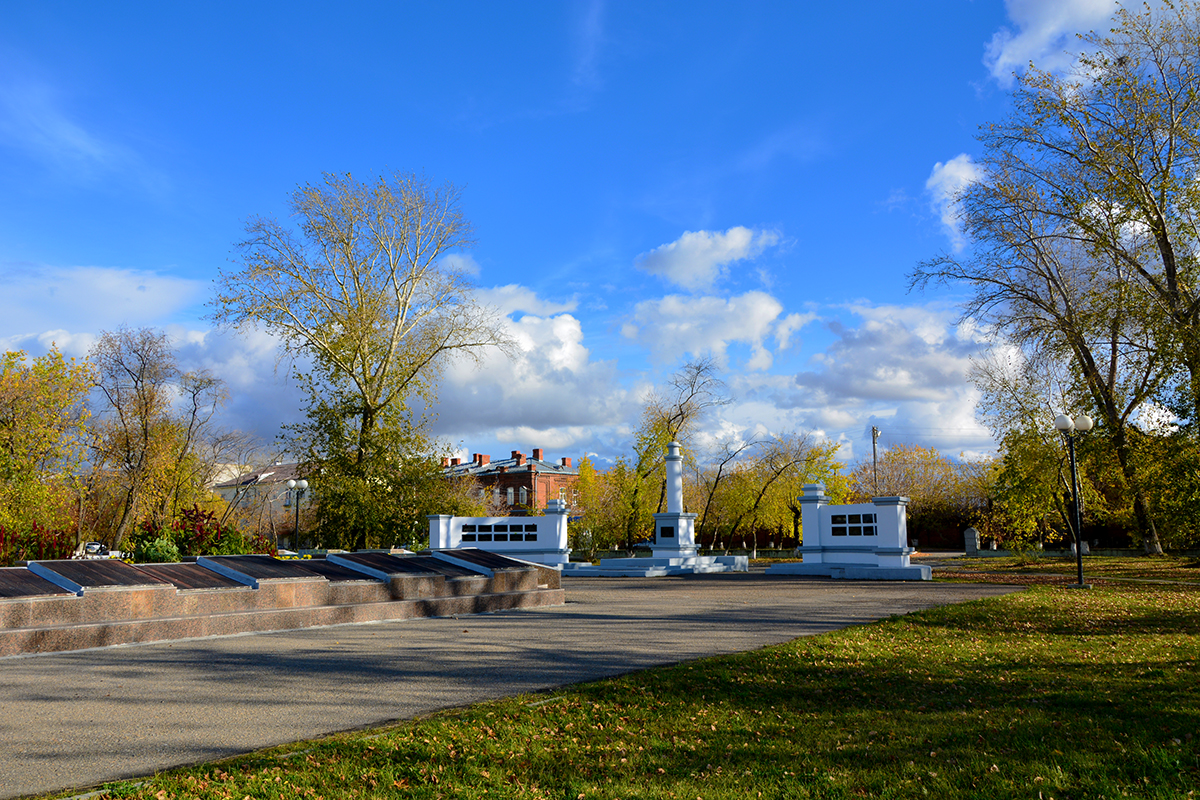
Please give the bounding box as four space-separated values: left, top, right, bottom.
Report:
561 553 748 577
765 561 931 580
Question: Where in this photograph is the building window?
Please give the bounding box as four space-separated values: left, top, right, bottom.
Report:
559 487 566 502
519 486 527 505
507 487 514 505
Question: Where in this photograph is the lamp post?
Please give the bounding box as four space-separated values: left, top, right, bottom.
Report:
1054 414 1093 589
287 478 308 552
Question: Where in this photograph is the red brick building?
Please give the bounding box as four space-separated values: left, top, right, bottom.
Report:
442 448 580 513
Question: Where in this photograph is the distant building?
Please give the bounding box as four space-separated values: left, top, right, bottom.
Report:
213 461 306 513
443 448 580 513
213 462 312 548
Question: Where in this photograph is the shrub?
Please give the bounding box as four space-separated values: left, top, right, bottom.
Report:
0 523 77 566
134 535 182 564
132 505 275 560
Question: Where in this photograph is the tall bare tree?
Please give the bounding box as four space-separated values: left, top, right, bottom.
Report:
89 328 226 548
909 4 1200 553
211 171 511 548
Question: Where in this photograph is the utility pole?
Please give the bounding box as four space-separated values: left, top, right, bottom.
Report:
871 426 881 495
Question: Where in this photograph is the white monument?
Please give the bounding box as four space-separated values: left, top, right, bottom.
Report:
650 441 699 558
428 499 571 567
765 484 930 580
561 442 747 577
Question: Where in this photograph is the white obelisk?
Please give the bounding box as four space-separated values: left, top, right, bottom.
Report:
651 441 698 559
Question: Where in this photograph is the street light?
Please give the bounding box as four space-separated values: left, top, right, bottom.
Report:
1054 413 1093 589
287 478 308 552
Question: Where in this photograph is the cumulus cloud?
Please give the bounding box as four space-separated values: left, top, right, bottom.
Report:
774 311 817 351
926 154 982 251
741 304 995 460
475 284 578 317
171 326 307 443
635 227 780 291
621 290 786 369
984 0 1120 85
431 290 631 456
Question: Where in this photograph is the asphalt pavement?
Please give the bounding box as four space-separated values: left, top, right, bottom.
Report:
0 571 1020 799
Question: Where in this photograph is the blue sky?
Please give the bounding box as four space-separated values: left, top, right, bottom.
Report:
0 1 1126 467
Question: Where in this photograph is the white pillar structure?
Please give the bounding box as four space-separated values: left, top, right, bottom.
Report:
560 441 747 576
651 441 698 559
765 483 930 580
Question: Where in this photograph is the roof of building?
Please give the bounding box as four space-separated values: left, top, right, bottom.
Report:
214 462 304 490
444 449 579 479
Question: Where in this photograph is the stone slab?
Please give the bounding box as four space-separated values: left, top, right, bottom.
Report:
562 554 748 577
133 563 248 591
197 555 324 581
294 558 382 583
28 560 173 593
329 552 449 580
0 567 75 599
433 548 531 571
765 561 933 581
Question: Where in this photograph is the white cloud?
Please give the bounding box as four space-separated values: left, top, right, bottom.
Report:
476 284 578 317
740 304 995 460
635 227 780 291
622 290 785 369
170 326 307 443
572 0 606 90
984 0 1120 85
431 289 631 455
440 253 482 276
0 264 206 353
926 154 982 251
0 78 162 189
774 311 817 350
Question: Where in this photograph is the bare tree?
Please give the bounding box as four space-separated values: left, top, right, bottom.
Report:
211 172 513 549
211 171 510 463
89 328 227 548
622 358 729 548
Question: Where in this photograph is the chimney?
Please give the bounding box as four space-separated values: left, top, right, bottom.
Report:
442 457 450 467
451 458 461 466
561 457 572 468
532 448 544 461
479 454 491 465
515 452 526 466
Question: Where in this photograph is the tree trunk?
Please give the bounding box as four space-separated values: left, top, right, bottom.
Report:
1111 427 1164 555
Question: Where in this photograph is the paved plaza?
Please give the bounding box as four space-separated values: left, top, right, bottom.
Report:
0 572 1019 799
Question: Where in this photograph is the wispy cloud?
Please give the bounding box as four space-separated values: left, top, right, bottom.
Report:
984 0 1121 85
0 77 161 189
572 0 606 90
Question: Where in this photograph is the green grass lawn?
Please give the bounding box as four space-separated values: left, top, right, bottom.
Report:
942 555 1200 583
63 581 1200 800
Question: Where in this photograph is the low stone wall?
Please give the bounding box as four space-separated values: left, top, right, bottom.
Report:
0 549 564 657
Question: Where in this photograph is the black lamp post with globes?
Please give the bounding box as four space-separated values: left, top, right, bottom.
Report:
1054 413 1093 589
286 478 308 553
